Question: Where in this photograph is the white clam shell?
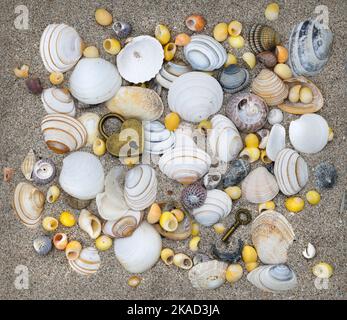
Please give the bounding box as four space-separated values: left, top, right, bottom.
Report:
155 62 192 89
59 152 105 200
77 113 100 146
117 36 164 84
41 88 76 117
267 108 283 125
69 58 122 105
266 123 286 161
69 247 101 275
114 222 162 273
21 149 35 181
302 243 316 259
168 72 223 123
144 121 175 155
78 209 102 239
289 114 329 154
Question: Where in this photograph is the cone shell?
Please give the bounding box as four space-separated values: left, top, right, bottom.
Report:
69 247 101 275
13 182 45 227
241 167 279 204
249 24 281 54
251 69 289 106
251 210 295 264
41 114 87 154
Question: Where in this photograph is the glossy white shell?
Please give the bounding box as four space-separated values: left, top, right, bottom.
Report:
267 108 283 125
41 88 76 116
144 121 175 154
77 113 100 146
69 247 101 275
266 124 286 161
78 209 102 239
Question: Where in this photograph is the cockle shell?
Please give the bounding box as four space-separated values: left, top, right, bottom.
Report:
32 159 56 185
188 260 228 290
41 88 76 116
59 151 105 200
103 210 142 238
251 210 295 264
191 189 232 227
144 121 175 155
274 148 309 195
41 114 87 154
226 93 268 133
114 222 162 273
21 149 35 181
155 62 192 89
106 86 164 121
266 124 285 161
247 264 297 293
222 159 250 187
124 165 157 211
249 24 281 54
289 114 329 154
218 65 250 93
78 113 100 146
116 35 164 84
69 247 101 276
288 18 333 77
251 69 288 106
241 167 279 204
168 72 223 123
13 182 45 227
78 209 102 239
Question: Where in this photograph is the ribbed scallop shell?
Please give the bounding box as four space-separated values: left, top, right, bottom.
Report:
241 167 279 204
41 88 76 117
218 65 250 93
69 247 101 275
251 210 295 264
41 114 87 154
249 24 281 54
251 69 288 106
144 121 175 155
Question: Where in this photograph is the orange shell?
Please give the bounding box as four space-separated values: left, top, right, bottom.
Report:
175 33 191 46
53 233 68 250
185 15 206 32
275 45 289 63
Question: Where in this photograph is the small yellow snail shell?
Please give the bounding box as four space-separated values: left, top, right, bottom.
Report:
164 43 176 61
242 245 258 264
213 22 228 42
83 46 99 58
226 264 243 283
46 185 60 203
328 127 334 141
95 8 113 26
189 236 201 252
147 203 162 224
197 119 212 135
245 133 259 148
161 248 175 265
159 211 178 232
165 112 180 131
174 33 191 46
103 38 121 55
49 72 64 85
228 20 242 36
53 233 68 250
224 186 241 200
224 53 237 67
312 262 334 279
275 45 288 63
59 211 76 227
14 64 29 78
274 63 293 80
65 240 82 261
171 208 184 222
95 235 113 251
213 223 226 234
245 262 259 272
128 275 141 288
242 52 256 69
228 35 245 49
260 150 272 164
258 201 276 213
191 223 200 236
306 190 321 205
288 84 302 103
42 216 59 232
155 24 171 45
239 147 260 163
285 196 305 213
93 138 106 156
299 86 313 104
265 3 280 21
173 253 193 270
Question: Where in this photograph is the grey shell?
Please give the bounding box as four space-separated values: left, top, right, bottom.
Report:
218 65 250 94
32 158 56 185
33 236 52 255
222 159 251 188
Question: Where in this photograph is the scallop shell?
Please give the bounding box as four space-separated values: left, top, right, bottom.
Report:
144 121 175 155
69 247 101 276
289 114 329 154
41 114 87 154
155 62 192 89
226 93 268 132
124 165 157 211
247 264 297 293
251 210 295 264
103 210 142 238
249 24 281 54
77 113 100 146
114 222 162 273
106 86 164 121
188 260 228 290
218 65 250 93
208 115 243 162
41 88 76 116
32 159 56 185
78 209 102 239
274 148 309 195
251 69 289 106
116 35 164 84
241 167 279 204
191 190 232 227
266 124 285 161
288 18 333 77
222 159 251 187
21 149 35 181
13 182 45 227
278 77 324 114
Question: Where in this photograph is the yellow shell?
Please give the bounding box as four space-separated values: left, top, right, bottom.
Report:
103 38 121 55
242 245 258 264
245 133 259 148
42 216 58 232
312 262 334 279
225 53 237 67
306 190 321 205
274 63 293 80
328 127 334 141
213 223 226 234
59 211 76 227
155 24 171 45
242 52 256 69
260 149 272 164
128 275 141 288
288 84 302 103
161 248 175 265
171 208 184 222
175 33 191 46
95 8 113 26
147 203 162 224
95 235 113 251
164 43 176 61
165 112 180 131
46 185 60 203
224 186 241 200
197 119 212 134
93 138 106 156
285 196 305 213
159 211 178 232
191 223 200 236
123 156 140 167
258 201 275 213
189 236 201 252
245 262 259 272
239 147 260 163
14 64 29 78
213 22 228 42
49 72 64 85
65 240 82 260
228 35 244 49
275 45 288 63
228 20 242 36
173 253 193 270
83 46 99 58
265 3 280 21
299 86 313 104
226 264 243 283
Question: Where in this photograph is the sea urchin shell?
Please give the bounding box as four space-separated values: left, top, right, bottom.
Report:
181 183 207 209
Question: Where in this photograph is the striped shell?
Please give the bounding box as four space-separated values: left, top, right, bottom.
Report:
33 236 52 255
249 24 281 54
41 88 76 116
218 65 250 93
69 247 101 275
102 211 143 238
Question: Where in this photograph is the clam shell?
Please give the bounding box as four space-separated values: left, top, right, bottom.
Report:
249 24 281 54
155 62 192 89
168 72 223 123
106 86 164 121
226 93 268 133
251 69 288 106
32 158 56 185
21 149 35 181
188 260 228 290
218 65 250 93
251 210 295 264
247 264 297 292
241 167 279 204
69 247 101 275
222 159 251 187
78 113 100 146
78 209 102 239
289 114 329 154
13 182 45 227
278 77 324 114
266 124 285 161
144 121 175 155
41 88 76 116
41 114 87 154
103 210 142 238
116 35 164 84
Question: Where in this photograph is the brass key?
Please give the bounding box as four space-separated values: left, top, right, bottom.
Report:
222 208 252 242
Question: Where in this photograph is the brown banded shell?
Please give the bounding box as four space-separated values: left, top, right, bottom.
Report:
226 93 268 133
102 213 142 238
249 24 281 54
257 51 277 68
